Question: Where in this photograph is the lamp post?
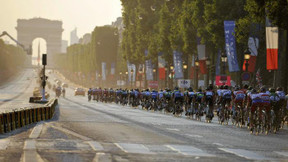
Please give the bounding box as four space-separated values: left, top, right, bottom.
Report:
205 57 211 88
221 53 227 75
125 71 128 88
130 69 134 88
170 64 174 89
183 62 188 79
244 48 251 72
98 74 101 87
119 72 122 88
153 68 156 81
194 57 199 90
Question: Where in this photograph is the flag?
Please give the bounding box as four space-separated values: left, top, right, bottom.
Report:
256 68 263 87
199 60 207 74
224 21 240 72
145 50 153 80
158 53 166 80
266 17 278 70
111 63 115 75
173 50 184 79
101 62 106 80
215 50 221 75
242 24 260 72
197 37 207 74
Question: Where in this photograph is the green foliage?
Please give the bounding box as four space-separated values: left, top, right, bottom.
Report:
53 26 119 75
0 39 27 72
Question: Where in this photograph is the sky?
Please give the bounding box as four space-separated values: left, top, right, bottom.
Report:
0 0 122 45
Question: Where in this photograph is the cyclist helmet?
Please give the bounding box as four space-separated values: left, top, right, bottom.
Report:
224 85 229 89
174 87 179 90
269 88 276 93
277 87 283 91
220 85 224 89
251 89 257 94
260 87 266 92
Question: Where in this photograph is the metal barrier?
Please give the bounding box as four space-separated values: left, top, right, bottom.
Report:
0 98 58 134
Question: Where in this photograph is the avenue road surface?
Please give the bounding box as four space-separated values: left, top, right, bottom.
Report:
0 68 287 162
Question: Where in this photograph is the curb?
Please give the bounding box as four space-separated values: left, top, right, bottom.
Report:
0 98 58 134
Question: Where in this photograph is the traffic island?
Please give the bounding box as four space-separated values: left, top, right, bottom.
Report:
0 98 58 134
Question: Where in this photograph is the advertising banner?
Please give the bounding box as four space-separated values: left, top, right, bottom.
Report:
215 75 231 86
148 81 158 89
101 62 106 80
173 50 183 79
224 21 240 72
177 79 191 88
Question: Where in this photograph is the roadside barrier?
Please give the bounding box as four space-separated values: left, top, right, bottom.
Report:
0 98 58 134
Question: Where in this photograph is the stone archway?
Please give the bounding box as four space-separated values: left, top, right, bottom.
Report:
16 18 63 67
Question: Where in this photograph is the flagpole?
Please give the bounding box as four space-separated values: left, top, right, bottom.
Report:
273 70 277 88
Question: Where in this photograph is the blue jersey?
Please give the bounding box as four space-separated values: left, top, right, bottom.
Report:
151 92 158 99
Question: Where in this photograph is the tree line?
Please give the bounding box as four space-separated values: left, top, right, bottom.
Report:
53 26 119 83
120 0 288 89
0 39 27 81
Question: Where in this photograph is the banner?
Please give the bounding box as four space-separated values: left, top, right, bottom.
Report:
199 60 207 74
266 17 278 70
173 50 184 79
197 37 207 74
215 75 231 86
101 62 106 80
177 79 191 88
224 21 240 72
215 50 221 75
111 62 115 75
148 81 158 89
158 53 166 80
145 50 153 80
243 24 260 72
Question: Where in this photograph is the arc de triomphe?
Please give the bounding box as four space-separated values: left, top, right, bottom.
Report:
16 18 63 67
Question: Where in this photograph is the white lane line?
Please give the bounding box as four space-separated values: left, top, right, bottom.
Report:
24 140 36 150
22 150 44 162
51 125 91 141
274 151 288 157
88 141 104 151
115 143 155 154
185 134 203 138
0 139 10 150
29 122 43 139
165 145 214 157
166 128 180 132
92 152 112 162
213 143 224 147
219 148 269 160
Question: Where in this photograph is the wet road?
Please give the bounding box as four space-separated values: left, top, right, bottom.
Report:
0 69 287 162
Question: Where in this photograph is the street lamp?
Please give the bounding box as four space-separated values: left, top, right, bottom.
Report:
169 64 174 89
130 69 134 88
153 68 156 81
205 57 211 87
194 57 199 90
183 62 188 79
244 48 251 72
221 53 227 75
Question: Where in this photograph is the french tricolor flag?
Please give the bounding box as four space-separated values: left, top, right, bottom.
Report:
266 17 278 70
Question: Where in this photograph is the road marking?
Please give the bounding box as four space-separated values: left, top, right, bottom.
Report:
165 145 213 157
274 151 288 157
219 148 269 160
88 141 104 151
115 143 155 154
0 139 10 150
51 125 91 141
92 152 112 162
22 150 44 162
166 128 180 132
24 140 36 150
185 134 203 138
213 143 224 147
29 122 43 139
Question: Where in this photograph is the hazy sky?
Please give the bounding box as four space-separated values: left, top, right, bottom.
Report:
0 0 122 44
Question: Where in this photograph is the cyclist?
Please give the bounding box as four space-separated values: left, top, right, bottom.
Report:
248 89 261 133
259 87 271 133
270 88 281 131
219 85 232 124
88 88 92 101
171 87 183 114
204 87 214 121
232 86 245 125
